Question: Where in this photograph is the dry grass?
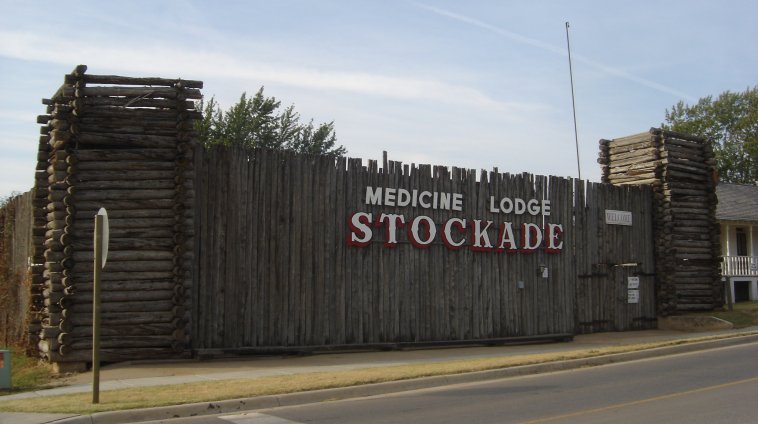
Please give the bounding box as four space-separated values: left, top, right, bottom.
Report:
1 331 756 415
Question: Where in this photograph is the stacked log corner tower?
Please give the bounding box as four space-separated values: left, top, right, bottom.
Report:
31 65 202 370
598 128 722 315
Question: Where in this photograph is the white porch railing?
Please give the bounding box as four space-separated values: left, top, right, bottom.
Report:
722 256 758 277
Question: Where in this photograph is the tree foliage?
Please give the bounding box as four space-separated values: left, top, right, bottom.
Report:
196 87 347 157
664 86 758 184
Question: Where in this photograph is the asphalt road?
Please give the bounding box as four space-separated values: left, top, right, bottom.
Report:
143 342 758 424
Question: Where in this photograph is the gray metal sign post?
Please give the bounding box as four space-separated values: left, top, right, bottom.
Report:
92 208 109 404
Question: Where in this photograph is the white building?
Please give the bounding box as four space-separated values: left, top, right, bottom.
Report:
717 183 758 303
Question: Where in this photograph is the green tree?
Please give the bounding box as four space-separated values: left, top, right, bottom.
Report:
196 87 347 157
663 86 758 184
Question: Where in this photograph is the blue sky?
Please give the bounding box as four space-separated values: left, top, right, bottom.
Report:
1 0 756 197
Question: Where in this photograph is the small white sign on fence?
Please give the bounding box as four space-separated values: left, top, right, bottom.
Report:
628 276 640 289
628 289 640 304
605 210 632 226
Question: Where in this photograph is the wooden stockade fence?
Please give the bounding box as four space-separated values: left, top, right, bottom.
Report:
598 128 722 314
192 146 656 352
31 65 202 366
14 67 727 366
0 191 34 346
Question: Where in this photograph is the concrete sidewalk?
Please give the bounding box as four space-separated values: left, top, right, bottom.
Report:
2 327 758 424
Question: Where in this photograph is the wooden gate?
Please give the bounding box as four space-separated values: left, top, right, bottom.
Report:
575 182 657 333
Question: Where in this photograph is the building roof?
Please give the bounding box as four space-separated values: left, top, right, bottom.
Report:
716 183 758 222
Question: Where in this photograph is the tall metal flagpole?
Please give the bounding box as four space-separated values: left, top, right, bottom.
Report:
565 21 582 181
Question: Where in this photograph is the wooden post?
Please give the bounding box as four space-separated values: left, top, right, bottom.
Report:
3 311 8 348
725 277 733 311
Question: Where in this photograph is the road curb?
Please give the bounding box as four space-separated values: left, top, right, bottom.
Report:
51 332 758 424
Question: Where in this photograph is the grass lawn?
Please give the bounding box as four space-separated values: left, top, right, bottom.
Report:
702 301 758 328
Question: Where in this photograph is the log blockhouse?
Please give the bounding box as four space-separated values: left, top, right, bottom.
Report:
598 128 722 314
32 65 202 370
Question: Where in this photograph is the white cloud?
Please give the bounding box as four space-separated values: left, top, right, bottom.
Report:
0 158 36 195
415 3 697 102
0 29 545 114
414 3 565 56
0 110 37 124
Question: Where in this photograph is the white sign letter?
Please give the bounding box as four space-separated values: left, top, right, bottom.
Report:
470 220 494 251
521 222 542 251
442 218 467 249
365 187 382 205
379 213 405 247
545 223 563 252
496 222 517 251
408 215 436 248
348 212 373 247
